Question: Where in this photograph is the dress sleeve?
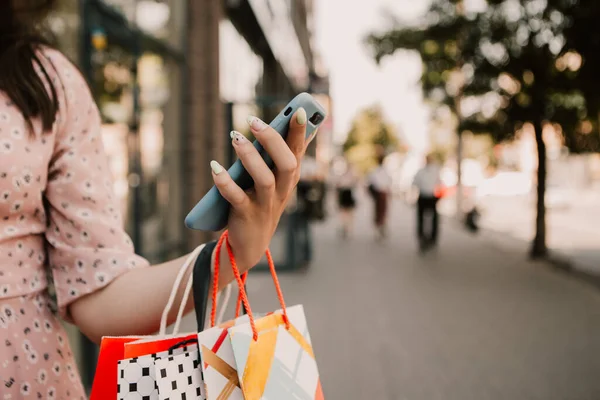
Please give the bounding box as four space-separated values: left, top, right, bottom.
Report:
42 50 149 320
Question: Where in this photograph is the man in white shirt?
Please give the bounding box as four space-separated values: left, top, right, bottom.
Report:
412 154 442 249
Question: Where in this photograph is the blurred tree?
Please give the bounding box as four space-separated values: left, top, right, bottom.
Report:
343 105 400 174
367 0 600 259
457 0 600 258
559 0 600 153
367 0 478 214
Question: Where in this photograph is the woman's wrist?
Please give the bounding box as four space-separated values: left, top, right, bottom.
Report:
214 237 255 291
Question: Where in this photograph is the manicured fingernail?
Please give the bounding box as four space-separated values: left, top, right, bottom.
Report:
296 107 307 125
210 160 224 175
230 130 248 144
247 115 267 131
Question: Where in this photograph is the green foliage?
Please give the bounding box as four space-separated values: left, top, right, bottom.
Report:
366 0 600 152
367 0 478 111
366 0 600 257
558 0 600 153
343 106 399 174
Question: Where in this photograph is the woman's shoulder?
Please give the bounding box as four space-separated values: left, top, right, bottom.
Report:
37 47 87 90
37 47 97 124
38 47 75 69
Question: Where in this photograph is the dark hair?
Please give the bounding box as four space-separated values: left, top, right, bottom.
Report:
0 0 59 136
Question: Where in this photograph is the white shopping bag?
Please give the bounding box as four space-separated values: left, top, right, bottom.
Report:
155 349 204 399
117 343 198 399
112 243 234 400
220 231 325 400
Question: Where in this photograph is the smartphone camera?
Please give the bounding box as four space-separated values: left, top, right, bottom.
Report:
309 112 324 125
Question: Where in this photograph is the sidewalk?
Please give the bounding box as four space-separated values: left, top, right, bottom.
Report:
242 195 600 400
439 192 600 277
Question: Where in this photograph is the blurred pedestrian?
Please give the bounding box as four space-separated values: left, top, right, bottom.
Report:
335 160 358 238
0 1 310 396
367 154 392 240
412 154 442 250
296 155 322 262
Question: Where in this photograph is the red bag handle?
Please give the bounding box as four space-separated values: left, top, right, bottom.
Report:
213 230 289 341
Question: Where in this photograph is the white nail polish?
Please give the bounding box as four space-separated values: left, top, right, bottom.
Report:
296 107 307 125
210 160 224 175
230 130 248 144
247 115 267 131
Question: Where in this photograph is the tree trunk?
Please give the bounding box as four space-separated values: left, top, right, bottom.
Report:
530 119 548 258
456 130 464 215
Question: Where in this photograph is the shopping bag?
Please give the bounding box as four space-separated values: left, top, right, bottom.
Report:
117 341 199 399
196 233 249 400
119 241 240 400
155 234 247 400
91 242 228 400
91 336 144 400
113 243 209 400
116 286 230 400
197 314 252 400
155 346 204 400
220 231 325 400
123 333 199 359
229 306 323 400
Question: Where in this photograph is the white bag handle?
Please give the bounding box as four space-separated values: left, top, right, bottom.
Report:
159 244 232 336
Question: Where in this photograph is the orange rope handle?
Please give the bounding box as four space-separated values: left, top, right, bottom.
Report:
223 234 258 341
212 234 247 327
234 272 248 318
211 233 228 328
215 230 290 341
266 250 290 329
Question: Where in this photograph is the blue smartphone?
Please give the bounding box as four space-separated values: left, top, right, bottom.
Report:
185 92 327 232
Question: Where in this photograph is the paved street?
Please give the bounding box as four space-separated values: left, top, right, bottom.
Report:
243 193 600 400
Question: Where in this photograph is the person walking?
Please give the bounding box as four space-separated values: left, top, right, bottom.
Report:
334 160 358 238
367 155 392 240
412 154 443 250
0 2 310 397
295 155 322 263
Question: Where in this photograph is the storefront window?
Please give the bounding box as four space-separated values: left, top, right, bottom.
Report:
137 53 170 261
151 57 185 260
138 0 186 49
87 42 136 232
101 0 137 21
219 20 263 104
101 0 185 50
88 42 183 260
139 54 168 178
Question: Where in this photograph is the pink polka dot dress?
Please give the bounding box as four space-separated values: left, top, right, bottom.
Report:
0 48 149 398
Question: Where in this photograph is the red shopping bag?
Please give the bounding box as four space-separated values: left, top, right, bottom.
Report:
89 336 143 400
89 244 213 399
123 333 199 358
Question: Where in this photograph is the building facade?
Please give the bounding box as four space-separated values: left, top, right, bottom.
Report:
48 0 321 391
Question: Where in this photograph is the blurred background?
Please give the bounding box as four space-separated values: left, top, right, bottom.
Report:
47 0 600 398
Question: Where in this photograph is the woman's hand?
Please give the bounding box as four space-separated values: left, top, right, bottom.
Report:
210 108 310 284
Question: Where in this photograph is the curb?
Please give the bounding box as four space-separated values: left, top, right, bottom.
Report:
445 214 600 290
543 252 600 290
